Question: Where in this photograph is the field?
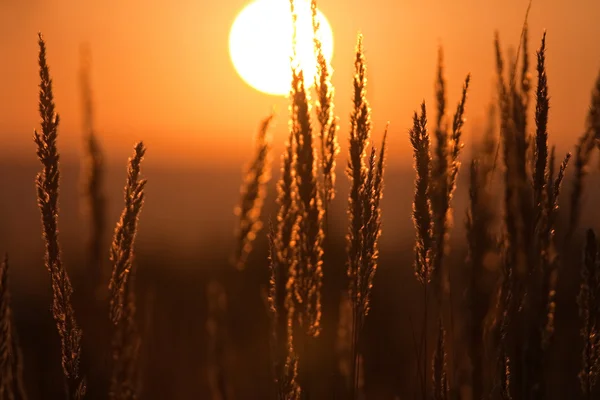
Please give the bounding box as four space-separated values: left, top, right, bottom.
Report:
1 1 600 400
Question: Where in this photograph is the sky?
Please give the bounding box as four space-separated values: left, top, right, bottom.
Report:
1 0 599 169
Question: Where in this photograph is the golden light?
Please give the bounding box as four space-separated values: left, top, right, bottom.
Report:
229 0 334 96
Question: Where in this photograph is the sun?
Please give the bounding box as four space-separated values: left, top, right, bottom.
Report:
229 0 334 96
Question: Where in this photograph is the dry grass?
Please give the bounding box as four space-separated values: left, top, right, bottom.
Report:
108 142 146 326
107 142 147 400
33 33 87 400
0 254 27 400
568 71 600 245
411 102 434 287
578 229 600 398
465 158 497 400
5 6 600 400
311 0 339 228
289 55 324 339
430 53 471 297
79 44 107 292
346 33 388 400
268 223 301 400
109 267 142 400
234 114 274 270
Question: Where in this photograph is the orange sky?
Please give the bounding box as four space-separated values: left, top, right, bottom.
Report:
1 0 599 169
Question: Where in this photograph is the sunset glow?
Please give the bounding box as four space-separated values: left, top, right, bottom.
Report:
228 0 334 96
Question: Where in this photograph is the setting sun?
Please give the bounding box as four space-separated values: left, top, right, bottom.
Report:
228 0 334 96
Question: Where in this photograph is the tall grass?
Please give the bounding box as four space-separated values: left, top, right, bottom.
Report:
346 33 388 400
234 114 274 270
79 44 106 293
488 25 575 400
108 268 141 400
311 0 339 228
289 38 324 340
107 142 147 400
430 49 471 298
578 229 600 399
33 33 87 400
108 142 146 326
465 157 496 400
6 7 600 400
568 71 600 245
268 222 301 400
268 2 328 397
409 59 470 398
0 254 27 400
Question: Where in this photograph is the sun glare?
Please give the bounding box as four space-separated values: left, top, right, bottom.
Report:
229 0 334 96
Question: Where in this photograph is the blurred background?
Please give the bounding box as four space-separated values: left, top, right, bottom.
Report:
1 0 600 398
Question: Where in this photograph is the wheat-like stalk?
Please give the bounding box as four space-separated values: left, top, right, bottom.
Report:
426 47 471 300
311 0 339 227
0 254 27 400
268 223 301 400
33 33 86 400
346 33 385 400
107 143 146 400
270 33 301 391
541 151 570 352
109 268 142 400
532 32 549 221
271 81 301 396
578 229 600 398
465 158 496 400
234 114 274 270
568 70 600 244
493 252 514 399
430 49 449 294
288 0 324 338
493 38 535 400
355 132 387 319
347 109 388 400
79 44 106 291
432 72 470 296
347 33 371 301
496 30 532 283
108 142 147 326
521 32 560 400
411 102 433 285
409 101 434 400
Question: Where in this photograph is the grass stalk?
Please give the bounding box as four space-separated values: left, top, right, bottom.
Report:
109 269 141 400
268 223 301 400
0 254 27 400
578 229 600 399
288 0 324 339
409 102 434 399
33 33 86 400
346 34 389 400
107 143 146 400
311 0 339 230
568 70 600 245
108 142 146 326
79 44 106 291
234 115 274 270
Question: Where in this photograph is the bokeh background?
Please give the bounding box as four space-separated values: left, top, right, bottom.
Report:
1 0 600 398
